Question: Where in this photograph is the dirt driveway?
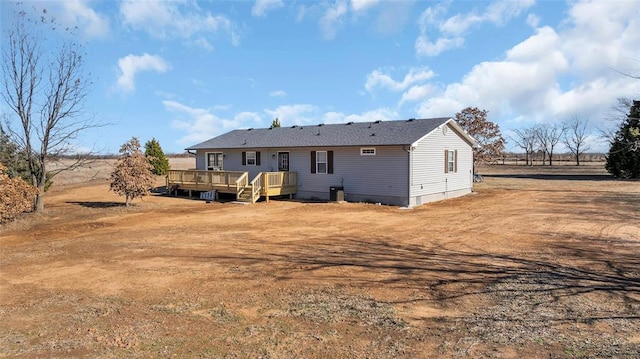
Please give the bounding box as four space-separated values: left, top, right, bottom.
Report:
1 163 639 358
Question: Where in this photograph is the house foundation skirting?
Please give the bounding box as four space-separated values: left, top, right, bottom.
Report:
295 190 407 206
410 187 471 207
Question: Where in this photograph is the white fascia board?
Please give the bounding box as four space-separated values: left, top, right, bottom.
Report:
409 118 477 148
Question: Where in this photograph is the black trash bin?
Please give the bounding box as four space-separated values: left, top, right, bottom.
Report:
329 186 344 202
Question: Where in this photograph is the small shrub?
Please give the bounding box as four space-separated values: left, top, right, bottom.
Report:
0 162 38 222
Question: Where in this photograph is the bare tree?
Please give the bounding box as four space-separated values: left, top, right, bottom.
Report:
510 127 538 166
601 97 633 145
535 123 565 166
110 137 155 207
563 117 591 166
1 8 102 212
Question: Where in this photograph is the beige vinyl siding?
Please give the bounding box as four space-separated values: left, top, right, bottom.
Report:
409 123 473 206
197 146 408 204
293 146 409 204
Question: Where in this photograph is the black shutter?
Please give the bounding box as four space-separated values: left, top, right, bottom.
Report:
242 151 246 166
256 151 261 166
310 151 316 173
328 150 334 174
444 150 448 173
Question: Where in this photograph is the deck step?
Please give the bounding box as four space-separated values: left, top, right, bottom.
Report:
237 188 255 202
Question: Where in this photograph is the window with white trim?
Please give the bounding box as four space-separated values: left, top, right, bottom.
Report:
360 147 376 156
207 152 223 170
316 151 327 174
246 151 256 166
445 150 457 173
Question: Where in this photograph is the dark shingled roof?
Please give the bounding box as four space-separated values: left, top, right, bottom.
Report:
186 117 453 150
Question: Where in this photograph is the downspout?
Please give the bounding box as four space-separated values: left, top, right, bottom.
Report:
403 145 412 207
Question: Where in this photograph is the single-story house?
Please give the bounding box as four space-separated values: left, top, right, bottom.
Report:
170 117 476 207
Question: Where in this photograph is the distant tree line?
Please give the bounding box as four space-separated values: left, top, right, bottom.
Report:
509 119 591 166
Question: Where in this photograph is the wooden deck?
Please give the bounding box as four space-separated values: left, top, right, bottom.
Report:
166 170 297 203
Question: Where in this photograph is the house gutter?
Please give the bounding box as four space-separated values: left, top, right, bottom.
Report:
403 145 413 207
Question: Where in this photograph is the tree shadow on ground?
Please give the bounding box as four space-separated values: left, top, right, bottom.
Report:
66 201 125 208
164 232 640 315
483 173 614 181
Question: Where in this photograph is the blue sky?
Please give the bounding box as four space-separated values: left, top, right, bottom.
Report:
2 0 639 154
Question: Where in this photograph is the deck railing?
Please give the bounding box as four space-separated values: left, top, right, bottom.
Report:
167 170 247 190
264 172 297 190
249 173 264 203
167 170 297 202
235 172 248 196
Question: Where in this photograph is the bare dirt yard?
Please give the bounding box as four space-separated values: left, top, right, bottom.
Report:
1 159 639 358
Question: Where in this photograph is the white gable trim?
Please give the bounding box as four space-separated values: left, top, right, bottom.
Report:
410 118 477 148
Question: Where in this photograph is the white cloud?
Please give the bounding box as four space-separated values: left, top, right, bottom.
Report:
526 13 540 28
485 0 535 26
319 0 348 40
400 85 436 106
61 0 110 38
323 108 399 124
297 0 404 39
365 67 435 93
415 36 465 57
116 54 171 93
440 0 534 35
416 97 466 119
413 0 640 135
365 67 436 107
415 0 534 57
166 100 263 145
252 0 284 17
562 0 640 78
119 0 240 48
414 3 463 56
26 0 110 39
351 0 379 13
269 90 287 98
264 104 320 125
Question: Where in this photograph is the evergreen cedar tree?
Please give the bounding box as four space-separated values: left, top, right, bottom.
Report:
0 129 52 191
271 118 281 128
110 137 156 207
144 138 170 175
0 128 28 180
0 162 38 223
454 107 506 164
606 100 640 179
